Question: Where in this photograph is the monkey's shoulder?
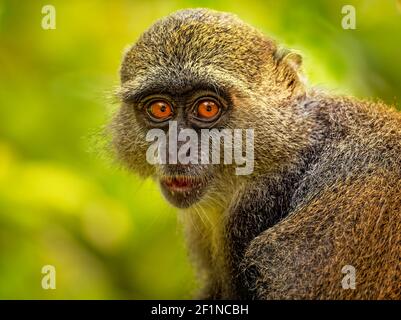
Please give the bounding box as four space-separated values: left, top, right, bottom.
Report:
241 168 401 299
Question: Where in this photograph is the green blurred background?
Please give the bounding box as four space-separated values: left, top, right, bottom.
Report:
0 0 400 299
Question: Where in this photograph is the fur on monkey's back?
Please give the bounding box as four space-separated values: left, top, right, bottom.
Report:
241 95 401 299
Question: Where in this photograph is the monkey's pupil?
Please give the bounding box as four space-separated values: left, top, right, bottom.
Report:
206 105 212 112
160 105 166 113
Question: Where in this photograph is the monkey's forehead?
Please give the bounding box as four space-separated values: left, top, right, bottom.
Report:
120 9 277 84
117 65 252 104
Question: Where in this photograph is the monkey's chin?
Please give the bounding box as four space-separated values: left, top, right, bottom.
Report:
159 175 206 208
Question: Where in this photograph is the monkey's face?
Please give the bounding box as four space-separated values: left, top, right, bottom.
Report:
112 9 302 208
113 81 237 208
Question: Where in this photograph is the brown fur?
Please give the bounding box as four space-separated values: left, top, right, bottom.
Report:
112 9 401 299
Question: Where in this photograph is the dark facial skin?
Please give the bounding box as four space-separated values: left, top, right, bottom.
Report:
124 84 233 208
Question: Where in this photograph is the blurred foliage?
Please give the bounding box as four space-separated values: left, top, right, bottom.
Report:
0 0 400 299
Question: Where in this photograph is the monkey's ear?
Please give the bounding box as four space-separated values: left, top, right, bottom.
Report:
282 52 302 71
274 47 302 70
274 47 306 95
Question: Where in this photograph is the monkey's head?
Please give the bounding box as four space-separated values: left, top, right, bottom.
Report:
112 9 307 208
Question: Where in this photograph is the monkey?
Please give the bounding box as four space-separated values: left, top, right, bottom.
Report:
111 8 401 299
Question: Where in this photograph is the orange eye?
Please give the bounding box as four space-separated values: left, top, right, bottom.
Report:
148 101 172 120
197 100 220 120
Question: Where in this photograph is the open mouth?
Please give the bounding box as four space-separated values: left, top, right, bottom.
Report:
159 174 210 208
161 175 203 193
